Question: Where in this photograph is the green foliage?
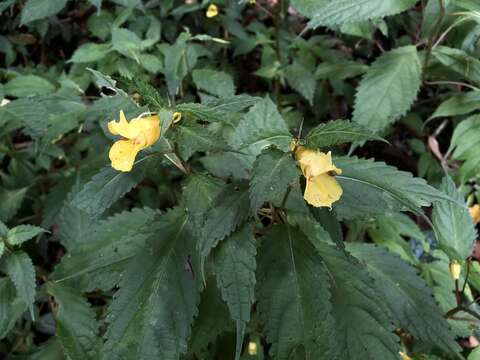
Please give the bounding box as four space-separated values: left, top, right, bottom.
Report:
448 115 480 181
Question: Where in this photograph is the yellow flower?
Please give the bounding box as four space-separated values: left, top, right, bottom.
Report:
173 111 182 123
295 146 343 208
206 4 218 18
107 110 160 172
399 352 412 360
470 204 480 224
449 260 461 280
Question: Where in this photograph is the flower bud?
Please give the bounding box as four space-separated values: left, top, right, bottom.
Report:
449 260 461 281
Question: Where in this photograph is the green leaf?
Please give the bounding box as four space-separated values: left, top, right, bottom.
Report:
0 278 27 339
432 176 477 261
304 119 385 148
249 148 299 210
306 0 417 28
432 46 480 87
192 69 236 98
175 124 229 160
315 242 400 360
198 186 251 262
163 33 194 98
5 251 35 319
353 46 422 133
0 187 28 222
430 91 480 119
20 0 68 25
348 244 462 357
333 156 452 219
290 0 329 18
315 60 369 80
111 27 142 59
448 115 480 181
4 75 56 97
232 96 292 156
57 202 97 252
101 208 202 360
214 223 256 360
6 224 46 246
47 282 100 360
285 62 316 105
72 156 154 217
257 225 336 359
29 339 65 360
69 43 111 63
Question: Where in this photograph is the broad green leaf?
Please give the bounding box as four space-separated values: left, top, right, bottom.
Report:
69 43 111 63
57 202 97 252
0 278 26 339
102 208 201 360
6 225 46 246
448 115 480 181
232 97 292 155
257 225 336 359
47 282 100 360
200 151 251 180
315 60 369 80
249 148 299 210
72 155 155 217
111 27 142 59
0 187 28 222
348 244 461 358
198 186 251 262
353 46 422 133
304 119 384 148
290 0 328 17
430 91 480 119
333 156 452 219
139 53 163 73
421 0 454 39
432 46 480 86
4 75 56 97
20 0 68 24
306 0 417 29
175 125 229 160
163 32 194 98
285 62 316 105
51 208 158 292
192 69 236 98
5 251 35 319
432 176 477 261
315 242 400 360
29 339 65 360
214 223 256 360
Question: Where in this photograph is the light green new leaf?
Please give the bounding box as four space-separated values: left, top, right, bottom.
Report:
0 278 27 339
257 225 336 359
47 282 100 360
353 46 422 133
192 69 235 98
305 119 385 148
448 115 480 181
250 148 299 210
214 223 256 360
5 251 35 319
232 96 292 155
315 242 400 360
69 43 111 63
306 0 417 29
102 208 202 360
432 176 477 261
5 75 56 97
333 156 452 219
20 0 68 24
432 46 480 87
348 244 461 358
430 91 480 119
6 225 46 246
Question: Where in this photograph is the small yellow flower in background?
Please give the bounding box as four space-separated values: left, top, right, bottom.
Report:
173 111 182 124
206 4 218 18
248 341 257 355
399 352 412 360
108 110 160 172
449 260 461 280
249 0 256 4
295 146 343 208
470 204 480 224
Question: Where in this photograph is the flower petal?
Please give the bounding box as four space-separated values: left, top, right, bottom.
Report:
296 148 341 178
109 139 143 172
108 111 142 139
131 115 161 146
304 173 343 208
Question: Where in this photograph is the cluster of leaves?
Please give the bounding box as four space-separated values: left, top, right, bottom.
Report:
1 0 480 359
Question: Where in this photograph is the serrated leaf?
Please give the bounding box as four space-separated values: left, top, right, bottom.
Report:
249 148 299 210
290 0 328 17
6 224 46 246
29 339 65 360
47 282 100 360
257 225 336 359
175 125 229 160
432 176 477 260
285 62 316 105
306 0 417 29
333 156 452 219
430 91 480 119
20 0 68 25
57 202 97 252
0 187 28 222
5 251 35 319
348 244 462 357
353 46 422 133
214 223 256 360
0 278 26 339
315 60 369 80
304 119 385 148
232 97 292 156
4 75 56 97
72 155 154 217
69 43 111 63
198 186 251 262
448 115 480 181
432 46 480 87
192 69 236 98
315 242 400 360
101 208 201 360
